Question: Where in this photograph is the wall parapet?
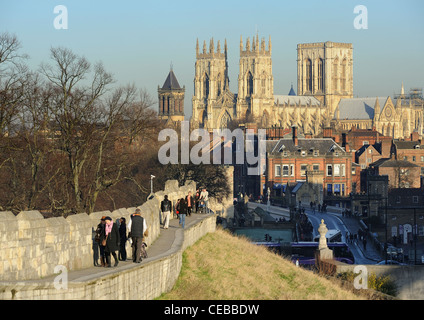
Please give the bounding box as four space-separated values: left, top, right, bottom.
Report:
0 180 197 282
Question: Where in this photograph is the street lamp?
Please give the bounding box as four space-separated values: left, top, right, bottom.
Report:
150 175 155 194
147 175 155 200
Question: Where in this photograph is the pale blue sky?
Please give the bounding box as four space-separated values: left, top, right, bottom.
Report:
1 0 423 118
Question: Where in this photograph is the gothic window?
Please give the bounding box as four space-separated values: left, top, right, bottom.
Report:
220 111 231 129
217 73 222 97
333 58 339 92
306 59 312 92
247 72 254 96
341 59 347 92
318 58 324 92
203 73 209 98
167 96 170 114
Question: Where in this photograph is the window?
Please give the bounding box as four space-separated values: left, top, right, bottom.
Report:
282 165 289 176
413 156 416 162
275 165 281 177
396 196 401 203
421 156 424 162
334 184 341 195
413 196 419 204
313 164 320 171
301 164 308 176
327 184 333 196
363 141 369 145
334 164 340 176
318 58 324 91
421 167 424 175
403 156 408 161
313 150 319 157
290 164 294 177
341 164 346 177
327 164 333 176
306 59 312 92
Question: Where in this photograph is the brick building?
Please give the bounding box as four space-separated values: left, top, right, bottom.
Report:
263 127 353 206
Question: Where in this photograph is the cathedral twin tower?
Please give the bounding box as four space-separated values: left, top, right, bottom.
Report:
159 35 354 134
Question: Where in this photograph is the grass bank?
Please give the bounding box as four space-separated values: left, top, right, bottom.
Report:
158 228 365 300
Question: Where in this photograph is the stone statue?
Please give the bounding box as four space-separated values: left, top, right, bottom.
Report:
317 219 333 260
318 219 328 250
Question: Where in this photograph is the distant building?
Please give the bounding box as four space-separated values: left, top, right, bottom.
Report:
263 126 353 206
369 158 421 189
392 137 424 177
158 68 185 123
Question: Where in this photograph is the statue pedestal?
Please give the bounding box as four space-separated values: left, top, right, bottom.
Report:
317 248 333 260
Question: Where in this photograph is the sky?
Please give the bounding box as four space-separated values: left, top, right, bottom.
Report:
1 0 424 119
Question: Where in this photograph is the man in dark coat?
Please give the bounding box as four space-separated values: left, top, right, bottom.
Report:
118 217 127 261
104 216 120 267
130 208 147 263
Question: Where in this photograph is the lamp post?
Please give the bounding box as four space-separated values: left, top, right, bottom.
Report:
150 175 155 194
147 175 155 201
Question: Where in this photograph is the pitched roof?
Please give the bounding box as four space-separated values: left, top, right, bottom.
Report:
336 97 388 120
161 70 181 90
371 158 419 168
393 140 424 150
274 95 321 106
266 138 345 155
288 85 296 96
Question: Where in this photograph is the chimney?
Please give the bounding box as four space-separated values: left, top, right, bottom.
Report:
342 133 347 147
292 126 298 146
323 127 333 139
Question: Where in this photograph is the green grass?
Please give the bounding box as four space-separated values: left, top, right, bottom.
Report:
158 228 366 300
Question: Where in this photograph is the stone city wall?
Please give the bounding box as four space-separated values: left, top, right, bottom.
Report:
0 212 217 300
0 180 197 282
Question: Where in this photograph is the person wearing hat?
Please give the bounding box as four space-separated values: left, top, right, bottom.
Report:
103 216 120 267
94 216 107 267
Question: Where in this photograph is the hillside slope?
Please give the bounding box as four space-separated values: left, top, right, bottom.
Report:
158 228 364 300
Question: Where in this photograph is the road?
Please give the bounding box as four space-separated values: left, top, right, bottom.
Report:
305 209 377 264
247 202 381 264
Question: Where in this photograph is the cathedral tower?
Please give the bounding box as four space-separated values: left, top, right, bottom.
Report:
237 34 274 125
297 41 353 119
192 38 230 129
158 68 185 122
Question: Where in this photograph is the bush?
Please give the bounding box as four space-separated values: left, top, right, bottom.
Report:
337 271 397 297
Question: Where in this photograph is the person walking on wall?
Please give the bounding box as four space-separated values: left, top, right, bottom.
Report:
95 216 107 267
118 217 127 261
178 197 188 229
128 208 147 263
186 191 194 217
104 216 120 267
194 189 200 213
161 195 172 229
200 187 209 214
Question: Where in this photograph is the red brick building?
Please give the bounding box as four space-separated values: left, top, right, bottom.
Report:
263 127 353 205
